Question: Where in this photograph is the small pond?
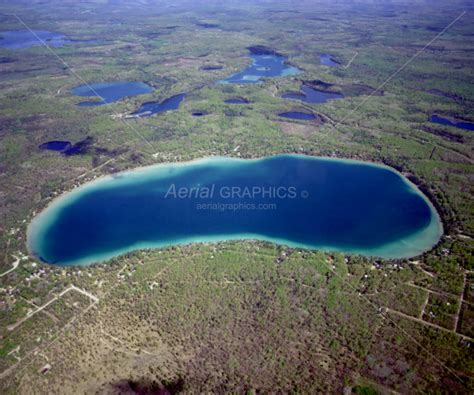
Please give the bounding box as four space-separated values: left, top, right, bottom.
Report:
282 84 344 104
430 115 474 131
39 141 72 152
129 93 186 118
72 81 153 106
320 54 339 67
0 30 70 49
279 111 316 120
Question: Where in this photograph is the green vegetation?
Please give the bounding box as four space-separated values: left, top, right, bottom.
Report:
354 386 378 395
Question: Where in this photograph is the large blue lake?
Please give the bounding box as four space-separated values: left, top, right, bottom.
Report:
0 30 70 49
221 54 300 84
72 82 153 106
28 155 442 266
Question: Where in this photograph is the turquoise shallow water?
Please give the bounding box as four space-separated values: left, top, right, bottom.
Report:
28 155 443 266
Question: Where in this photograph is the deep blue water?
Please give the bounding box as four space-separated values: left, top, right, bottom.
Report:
430 115 474 131
283 85 344 104
221 54 300 84
0 30 70 49
320 54 339 67
279 111 316 120
72 81 153 106
28 155 441 266
39 141 72 152
130 93 186 117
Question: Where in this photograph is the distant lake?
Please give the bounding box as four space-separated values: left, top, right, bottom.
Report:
28 155 442 266
320 54 339 67
72 82 153 106
279 111 316 120
0 30 70 49
430 115 474 131
282 85 344 104
221 54 300 84
129 93 186 118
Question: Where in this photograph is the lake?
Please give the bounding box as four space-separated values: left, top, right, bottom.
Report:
0 30 70 49
430 115 474 131
28 155 442 266
320 54 339 67
279 111 316 120
282 85 344 104
221 54 300 84
129 93 186 117
72 81 153 106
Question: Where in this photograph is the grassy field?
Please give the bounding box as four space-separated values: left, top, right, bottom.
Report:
0 0 473 393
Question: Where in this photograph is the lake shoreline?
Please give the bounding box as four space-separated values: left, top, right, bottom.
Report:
27 154 443 266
